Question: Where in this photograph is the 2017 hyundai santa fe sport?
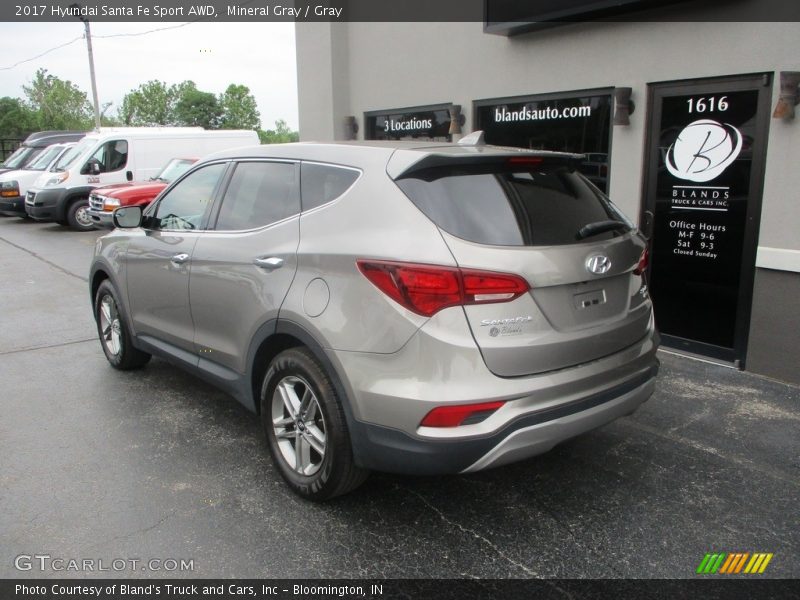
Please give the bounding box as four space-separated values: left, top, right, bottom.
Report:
90 135 659 501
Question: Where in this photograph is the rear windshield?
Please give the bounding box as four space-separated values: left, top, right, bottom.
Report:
395 162 632 246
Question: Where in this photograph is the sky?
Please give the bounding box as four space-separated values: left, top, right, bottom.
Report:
0 22 299 130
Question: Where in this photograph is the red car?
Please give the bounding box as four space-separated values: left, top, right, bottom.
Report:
88 158 197 228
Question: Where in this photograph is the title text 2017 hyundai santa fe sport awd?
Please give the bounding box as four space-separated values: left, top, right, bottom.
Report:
90 137 659 501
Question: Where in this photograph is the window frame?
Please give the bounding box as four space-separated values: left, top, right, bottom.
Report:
206 159 301 233
142 160 232 232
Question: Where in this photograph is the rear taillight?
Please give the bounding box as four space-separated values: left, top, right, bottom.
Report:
420 401 506 428
357 260 529 317
633 248 649 276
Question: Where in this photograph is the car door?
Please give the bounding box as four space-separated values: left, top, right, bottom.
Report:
189 160 300 374
82 139 133 185
125 161 228 354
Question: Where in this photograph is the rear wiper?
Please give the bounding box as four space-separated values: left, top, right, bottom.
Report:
576 219 629 240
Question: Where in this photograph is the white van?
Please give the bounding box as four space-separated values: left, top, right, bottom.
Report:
0 142 76 217
25 127 259 230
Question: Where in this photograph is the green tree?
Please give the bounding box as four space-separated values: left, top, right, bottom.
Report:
118 80 186 126
0 96 38 139
219 84 260 130
175 88 222 129
23 68 92 130
258 119 299 144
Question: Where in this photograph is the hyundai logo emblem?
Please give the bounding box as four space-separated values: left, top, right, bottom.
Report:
586 254 612 275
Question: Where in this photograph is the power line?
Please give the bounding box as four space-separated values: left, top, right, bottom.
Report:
0 35 84 71
93 21 196 39
0 20 200 71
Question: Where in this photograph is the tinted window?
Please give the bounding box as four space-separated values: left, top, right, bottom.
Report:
396 162 631 246
215 162 298 230
300 163 359 211
148 163 226 231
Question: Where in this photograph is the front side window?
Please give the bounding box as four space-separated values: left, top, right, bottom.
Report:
214 161 298 231
85 140 128 174
147 163 226 231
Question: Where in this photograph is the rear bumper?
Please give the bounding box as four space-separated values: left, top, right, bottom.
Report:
349 362 657 474
329 306 660 475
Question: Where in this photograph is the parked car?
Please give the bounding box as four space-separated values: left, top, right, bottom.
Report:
25 127 259 231
88 157 198 228
90 135 659 501
0 143 76 217
0 131 85 176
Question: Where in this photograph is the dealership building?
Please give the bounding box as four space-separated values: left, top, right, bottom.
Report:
294 4 799 385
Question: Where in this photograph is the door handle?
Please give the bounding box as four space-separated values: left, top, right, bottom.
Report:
170 253 190 265
253 257 284 270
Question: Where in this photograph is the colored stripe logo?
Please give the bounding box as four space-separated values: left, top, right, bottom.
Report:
696 552 773 574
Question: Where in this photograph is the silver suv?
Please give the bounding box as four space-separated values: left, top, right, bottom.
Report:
90 137 659 500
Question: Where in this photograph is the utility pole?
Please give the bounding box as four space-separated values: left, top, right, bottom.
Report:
72 3 102 130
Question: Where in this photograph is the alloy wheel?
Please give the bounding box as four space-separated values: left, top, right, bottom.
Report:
271 375 327 476
99 294 122 356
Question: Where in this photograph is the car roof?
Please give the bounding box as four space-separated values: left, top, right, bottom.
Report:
204 140 582 177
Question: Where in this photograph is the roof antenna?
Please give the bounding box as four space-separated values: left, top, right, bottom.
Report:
458 130 485 146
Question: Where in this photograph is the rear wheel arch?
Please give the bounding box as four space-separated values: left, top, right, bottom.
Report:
249 321 359 426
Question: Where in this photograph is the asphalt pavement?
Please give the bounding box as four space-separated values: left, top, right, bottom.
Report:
1 215 798 579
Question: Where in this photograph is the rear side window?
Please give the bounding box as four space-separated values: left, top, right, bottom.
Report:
395 162 631 246
300 162 359 211
215 161 299 230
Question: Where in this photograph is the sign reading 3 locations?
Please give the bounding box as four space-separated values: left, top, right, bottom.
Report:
645 79 769 359
365 105 453 142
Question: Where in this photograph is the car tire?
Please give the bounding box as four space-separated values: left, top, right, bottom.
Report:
94 280 151 370
261 347 368 501
66 198 94 231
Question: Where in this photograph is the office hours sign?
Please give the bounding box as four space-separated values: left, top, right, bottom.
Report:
643 75 770 363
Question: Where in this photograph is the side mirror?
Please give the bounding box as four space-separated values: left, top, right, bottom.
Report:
81 158 102 176
113 205 143 229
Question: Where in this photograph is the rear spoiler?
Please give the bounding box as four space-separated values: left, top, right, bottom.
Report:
387 148 585 181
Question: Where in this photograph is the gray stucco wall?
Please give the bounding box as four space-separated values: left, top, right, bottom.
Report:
295 19 800 381
296 21 800 256
747 268 800 385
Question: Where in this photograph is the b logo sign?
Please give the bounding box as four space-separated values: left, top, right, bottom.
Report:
666 119 743 183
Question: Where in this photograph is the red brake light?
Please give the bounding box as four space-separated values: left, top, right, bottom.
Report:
357 260 529 317
633 248 649 276
420 401 506 428
507 156 544 165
